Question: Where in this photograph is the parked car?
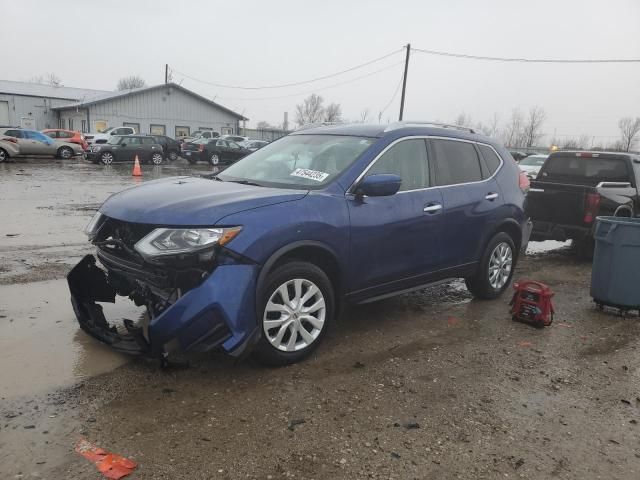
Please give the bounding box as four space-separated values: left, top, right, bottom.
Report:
148 134 181 161
242 140 269 151
85 135 164 165
510 151 530 162
220 134 249 143
181 138 252 165
518 154 548 179
69 122 530 366
85 126 136 145
0 128 84 159
42 129 89 151
0 135 20 162
527 150 640 255
180 130 220 144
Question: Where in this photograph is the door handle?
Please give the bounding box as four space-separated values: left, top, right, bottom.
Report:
423 203 443 213
485 192 499 201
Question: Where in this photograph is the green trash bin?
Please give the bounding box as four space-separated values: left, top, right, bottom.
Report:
591 216 640 311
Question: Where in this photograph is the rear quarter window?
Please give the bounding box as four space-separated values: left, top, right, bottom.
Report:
541 155 633 186
478 144 502 175
431 139 483 186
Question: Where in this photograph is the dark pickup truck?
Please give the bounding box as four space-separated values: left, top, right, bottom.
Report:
527 151 640 252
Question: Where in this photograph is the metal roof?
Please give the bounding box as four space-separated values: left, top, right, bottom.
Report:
52 83 247 120
0 79 108 100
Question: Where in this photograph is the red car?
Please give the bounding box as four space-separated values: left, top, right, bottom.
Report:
42 129 89 151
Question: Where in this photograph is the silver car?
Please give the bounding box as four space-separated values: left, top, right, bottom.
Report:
519 154 549 179
0 128 84 159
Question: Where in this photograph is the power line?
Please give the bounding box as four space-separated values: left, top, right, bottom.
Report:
181 61 405 102
170 48 404 90
379 64 405 118
413 47 640 63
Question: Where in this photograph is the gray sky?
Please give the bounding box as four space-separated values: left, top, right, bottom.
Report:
3 0 639 143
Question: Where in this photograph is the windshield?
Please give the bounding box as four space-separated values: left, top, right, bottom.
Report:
520 156 547 166
107 136 122 145
102 127 115 134
218 135 374 189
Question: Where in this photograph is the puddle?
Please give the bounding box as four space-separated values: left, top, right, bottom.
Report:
0 279 144 398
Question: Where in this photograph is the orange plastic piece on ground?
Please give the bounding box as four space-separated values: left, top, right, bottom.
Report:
75 438 137 479
132 156 142 176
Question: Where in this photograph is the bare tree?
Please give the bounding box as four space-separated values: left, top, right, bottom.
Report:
294 94 325 126
116 76 147 91
502 109 524 147
28 73 62 86
454 113 472 127
522 106 546 148
485 113 500 138
359 108 370 123
256 121 275 129
323 103 342 123
618 117 640 152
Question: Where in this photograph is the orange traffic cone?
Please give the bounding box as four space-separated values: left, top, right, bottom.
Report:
132 155 142 177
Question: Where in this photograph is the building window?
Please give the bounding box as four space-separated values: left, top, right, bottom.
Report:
221 126 233 135
81 120 87 133
68 118 74 131
123 122 140 134
175 126 190 138
150 124 166 135
94 120 107 133
59 118 66 129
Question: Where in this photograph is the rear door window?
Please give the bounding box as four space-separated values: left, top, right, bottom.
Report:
430 139 483 186
478 144 502 176
141 137 155 145
366 139 430 191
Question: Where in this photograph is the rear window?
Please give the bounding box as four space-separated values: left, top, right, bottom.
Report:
541 155 632 186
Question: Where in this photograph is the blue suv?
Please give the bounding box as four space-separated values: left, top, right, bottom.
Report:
68 122 530 365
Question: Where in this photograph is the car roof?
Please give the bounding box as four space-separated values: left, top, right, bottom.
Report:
549 150 640 160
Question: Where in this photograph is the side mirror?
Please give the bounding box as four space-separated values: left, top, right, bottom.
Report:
355 174 401 198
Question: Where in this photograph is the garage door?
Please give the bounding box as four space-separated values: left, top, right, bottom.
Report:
0 101 9 125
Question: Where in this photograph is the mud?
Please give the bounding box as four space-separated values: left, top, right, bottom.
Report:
2 158 639 479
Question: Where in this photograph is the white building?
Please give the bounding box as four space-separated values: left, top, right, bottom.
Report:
0 80 247 137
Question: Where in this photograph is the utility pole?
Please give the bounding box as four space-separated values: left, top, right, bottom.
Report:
165 64 169 84
399 43 411 121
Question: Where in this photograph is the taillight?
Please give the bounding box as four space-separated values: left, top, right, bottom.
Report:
519 171 530 193
3 136 18 143
198 144 204 152
584 192 601 224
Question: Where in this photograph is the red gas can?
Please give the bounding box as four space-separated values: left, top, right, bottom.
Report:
510 280 555 328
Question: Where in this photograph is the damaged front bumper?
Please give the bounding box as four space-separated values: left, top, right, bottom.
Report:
68 254 260 358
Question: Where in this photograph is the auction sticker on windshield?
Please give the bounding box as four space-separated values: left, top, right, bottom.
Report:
290 168 330 182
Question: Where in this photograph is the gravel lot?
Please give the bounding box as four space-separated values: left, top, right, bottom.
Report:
1 158 639 480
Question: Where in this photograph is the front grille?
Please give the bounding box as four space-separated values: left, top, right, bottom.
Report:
95 217 156 263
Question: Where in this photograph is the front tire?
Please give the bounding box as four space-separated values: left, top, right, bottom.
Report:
209 153 220 165
253 261 334 366
465 232 516 300
57 146 73 160
151 152 164 165
0 148 7 163
100 152 114 165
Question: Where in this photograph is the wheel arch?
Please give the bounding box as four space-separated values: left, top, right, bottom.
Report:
256 241 343 308
485 219 522 256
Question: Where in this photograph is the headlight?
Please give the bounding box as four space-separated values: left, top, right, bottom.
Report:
85 212 105 240
134 227 242 260
92 145 101 152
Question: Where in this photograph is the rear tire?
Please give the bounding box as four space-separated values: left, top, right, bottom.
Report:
253 261 334 366
0 148 7 163
209 153 220 165
168 151 178 161
465 232 516 300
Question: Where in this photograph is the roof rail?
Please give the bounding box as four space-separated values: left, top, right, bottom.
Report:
384 120 478 134
295 121 345 131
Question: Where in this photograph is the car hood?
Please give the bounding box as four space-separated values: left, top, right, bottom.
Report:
519 165 540 173
99 176 308 225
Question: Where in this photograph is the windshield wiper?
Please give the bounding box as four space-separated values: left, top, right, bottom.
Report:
226 179 263 187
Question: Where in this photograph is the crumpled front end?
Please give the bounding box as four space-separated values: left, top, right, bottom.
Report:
67 216 260 359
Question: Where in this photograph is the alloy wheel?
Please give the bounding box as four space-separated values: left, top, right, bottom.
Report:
263 278 326 352
152 153 163 165
210 154 219 165
488 242 513 290
0 149 6 162
101 153 114 165
60 147 72 159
